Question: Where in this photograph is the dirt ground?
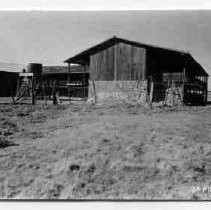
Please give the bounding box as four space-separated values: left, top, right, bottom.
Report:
0 101 211 200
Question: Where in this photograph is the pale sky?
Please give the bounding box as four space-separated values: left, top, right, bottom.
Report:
0 0 210 10
0 11 211 88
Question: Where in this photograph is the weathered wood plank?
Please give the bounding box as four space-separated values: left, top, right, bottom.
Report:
89 42 146 81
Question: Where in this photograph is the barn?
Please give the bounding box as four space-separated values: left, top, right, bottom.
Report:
64 36 209 105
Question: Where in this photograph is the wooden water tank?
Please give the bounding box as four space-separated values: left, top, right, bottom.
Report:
27 63 42 76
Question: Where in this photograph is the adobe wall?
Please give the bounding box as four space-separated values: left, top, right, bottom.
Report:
152 82 184 106
88 80 184 106
88 80 148 104
164 83 184 106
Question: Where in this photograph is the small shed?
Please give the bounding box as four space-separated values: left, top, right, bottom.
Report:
0 71 18 97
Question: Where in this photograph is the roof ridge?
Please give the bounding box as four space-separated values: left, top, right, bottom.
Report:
64 36 189 64
114 36 188 54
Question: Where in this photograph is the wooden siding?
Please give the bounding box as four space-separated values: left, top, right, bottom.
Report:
90 46 114 80
116 43 146 81
89 43 146 81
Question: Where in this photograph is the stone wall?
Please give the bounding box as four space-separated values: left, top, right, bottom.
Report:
164 83 184 106
152 82 184 106
88 80 148 104
88 80 184 106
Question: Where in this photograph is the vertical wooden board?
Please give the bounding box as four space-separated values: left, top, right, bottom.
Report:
94 54 97 80
132 46 138 80
140 48 144 80
89 45 115 81
91 55 95 80
99 52 102 80
105 49 108 80
139 48 144 80
90 55 94 80
122 43 127 80
126 44 131 80
131 46 136 80
142 48 147 80
133 47 138 80
138 48 143 80
102 46 114 80
97 52 100 80
92 54 97 80
106 48 108 80
104 48 107 80
132 46 146 81
120 43 125 80
116 43 121 80
90 43 146 81
99 51 102 80
94 53 97 80
123 44 128 80
117 42 125 80
111 46 115 80
122 43 126 80
141 48 147 80
96 51 101 80
102 50 106 80
120 43 124 80
116 43 146 81
89 56 92 80
95 53 99 80
116 43 122 80
129 45 133 80
126 44 132 80
108 46 114 80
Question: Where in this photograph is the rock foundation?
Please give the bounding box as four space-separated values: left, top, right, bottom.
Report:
88 80 184 106
88 80 148 104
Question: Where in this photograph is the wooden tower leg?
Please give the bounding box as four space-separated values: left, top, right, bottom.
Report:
13 77 20 103
32 77 35 105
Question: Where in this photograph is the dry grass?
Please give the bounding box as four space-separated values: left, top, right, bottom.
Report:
0 102 211 199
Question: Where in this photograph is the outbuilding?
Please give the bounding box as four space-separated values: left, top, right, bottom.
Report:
64 36 209 105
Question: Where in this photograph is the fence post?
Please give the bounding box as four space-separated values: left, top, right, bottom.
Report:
92 80 97 104
149 79 154 108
